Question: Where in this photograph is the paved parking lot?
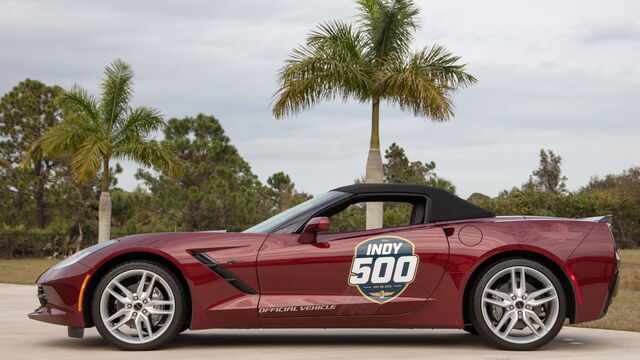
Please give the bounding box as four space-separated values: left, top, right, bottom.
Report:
2 283 639 360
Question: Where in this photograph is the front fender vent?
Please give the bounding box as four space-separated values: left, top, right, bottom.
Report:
192 253 257 295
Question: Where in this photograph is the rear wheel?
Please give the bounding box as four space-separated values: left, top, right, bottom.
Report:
471 259 566 350
92 261 186 350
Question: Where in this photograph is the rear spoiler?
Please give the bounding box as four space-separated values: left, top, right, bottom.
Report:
579 215 612 224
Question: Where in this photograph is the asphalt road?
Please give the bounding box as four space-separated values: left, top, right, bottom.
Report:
2 284 639 360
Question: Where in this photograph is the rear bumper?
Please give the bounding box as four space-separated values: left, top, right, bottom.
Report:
566 223 618 323
599 251 621 319
27 262 91 327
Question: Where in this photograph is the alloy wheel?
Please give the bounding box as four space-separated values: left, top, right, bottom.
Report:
480 265 560 344
99 269 175 344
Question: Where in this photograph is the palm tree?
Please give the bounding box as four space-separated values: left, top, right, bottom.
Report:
26 59 179 242
273 0 476 229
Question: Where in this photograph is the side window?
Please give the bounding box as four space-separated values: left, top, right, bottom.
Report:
329 201 415 233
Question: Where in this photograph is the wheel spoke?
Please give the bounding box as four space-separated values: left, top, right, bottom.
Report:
110 312 132 331
135 314 145 340
522 313 540 337
136 271 147 297
504 313 518 335
143 274 156 299
485 289 512 302
483 297 509 307
494 310 514 332
529 286 553 300
528 294 557 307
112 281 134 300
510 268 518 295
107 288 130 305
527 310 548 332
146 300 173 307
518 267 527 294
141 314 153 338
106 308 129 323
499 312 518 338
147 307 173 315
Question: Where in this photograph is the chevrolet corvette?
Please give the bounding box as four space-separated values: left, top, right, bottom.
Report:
29 183 620 351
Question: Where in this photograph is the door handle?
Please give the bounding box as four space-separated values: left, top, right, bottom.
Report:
443 227 455 237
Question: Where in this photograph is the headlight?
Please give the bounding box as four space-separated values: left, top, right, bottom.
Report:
51 239 119 270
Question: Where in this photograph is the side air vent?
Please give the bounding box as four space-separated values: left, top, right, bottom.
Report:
192 253 257 295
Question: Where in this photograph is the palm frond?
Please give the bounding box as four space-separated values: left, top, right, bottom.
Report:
357 0 421 63
113 141 181 178
21 137 45 169
72 136 109 182
356 0 380 27
100 59 134 135
0 158 11 169
307 20 366 59
414 45 477 89
382 45 476 120
57 85 100 126
273 21 372 118
113 106 164 147
37 114 101 157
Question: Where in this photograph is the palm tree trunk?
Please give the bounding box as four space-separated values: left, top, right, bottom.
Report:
34 168 46 229
98 158 111 242
365 97 383 230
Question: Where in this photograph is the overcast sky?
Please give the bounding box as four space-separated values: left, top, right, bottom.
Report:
1 0 638 198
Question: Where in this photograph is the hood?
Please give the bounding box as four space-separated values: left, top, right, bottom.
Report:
112 231 242 247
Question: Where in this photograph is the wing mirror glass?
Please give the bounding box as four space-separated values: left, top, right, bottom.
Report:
298 217 330 244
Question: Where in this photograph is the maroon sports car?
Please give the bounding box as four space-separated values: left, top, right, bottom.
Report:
29 184 619 351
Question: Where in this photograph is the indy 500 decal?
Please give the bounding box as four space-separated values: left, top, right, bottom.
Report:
348 236 419 304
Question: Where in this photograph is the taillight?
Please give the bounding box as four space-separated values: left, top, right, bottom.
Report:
606 222 617 251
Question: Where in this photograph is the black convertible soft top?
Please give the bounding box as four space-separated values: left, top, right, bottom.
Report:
332 183 495 223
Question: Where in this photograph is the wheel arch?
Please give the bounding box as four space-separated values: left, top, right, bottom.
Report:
461 250 576 327
82 251 192 329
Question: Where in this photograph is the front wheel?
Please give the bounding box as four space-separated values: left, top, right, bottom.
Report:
463 325 479 335
471 259 566 350
92 261 186 350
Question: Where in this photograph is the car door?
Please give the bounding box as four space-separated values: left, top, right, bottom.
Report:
256 224 449 318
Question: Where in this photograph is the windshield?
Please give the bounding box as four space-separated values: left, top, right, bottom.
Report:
243 191 349 234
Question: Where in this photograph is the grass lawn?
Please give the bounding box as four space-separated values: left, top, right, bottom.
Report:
0 258 59 284
1 250 638 332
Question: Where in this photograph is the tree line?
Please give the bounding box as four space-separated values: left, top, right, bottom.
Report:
1 78 638 258
0 78 312 258
469 150 640 249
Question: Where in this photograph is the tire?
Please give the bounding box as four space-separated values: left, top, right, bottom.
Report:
470 258 566 350
463 325 479 335
179 321 190 334
92 260 187 350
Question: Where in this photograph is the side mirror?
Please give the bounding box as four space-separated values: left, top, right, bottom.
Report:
298 217 330 244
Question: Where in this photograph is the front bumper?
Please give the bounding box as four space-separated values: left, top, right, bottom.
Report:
28 262 92 327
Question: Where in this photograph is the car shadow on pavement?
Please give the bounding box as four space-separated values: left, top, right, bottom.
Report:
35 330 606 352
172 332 485 348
